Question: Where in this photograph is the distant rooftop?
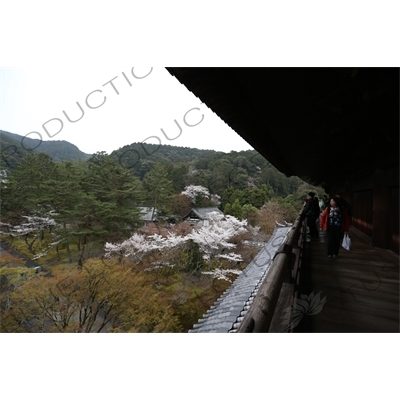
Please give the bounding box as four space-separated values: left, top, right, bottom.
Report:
138 207 158 222
183 207 223 220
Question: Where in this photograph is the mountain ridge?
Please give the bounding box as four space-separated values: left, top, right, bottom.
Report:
0 130 92 167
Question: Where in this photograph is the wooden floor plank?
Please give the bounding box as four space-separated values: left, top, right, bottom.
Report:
294 228 400 333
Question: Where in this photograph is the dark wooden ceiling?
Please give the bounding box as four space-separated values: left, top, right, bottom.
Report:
166 67 399 190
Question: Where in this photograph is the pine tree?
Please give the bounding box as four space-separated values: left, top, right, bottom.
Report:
74 152 144 264
50 160 88 262
4 153 58 218
143 163 173 220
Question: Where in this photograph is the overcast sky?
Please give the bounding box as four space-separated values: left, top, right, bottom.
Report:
1 67 254 155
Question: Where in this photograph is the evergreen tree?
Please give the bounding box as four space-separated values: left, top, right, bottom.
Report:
166 163 190 192
248 184 270 208
221 187 235 210
1 153 60 256
75 152 144 265
4 153 58 220
84 152 143 235
50 160 88 262
143 163 174 219
242 204 259 225
230 199 243 220
224 202 232 216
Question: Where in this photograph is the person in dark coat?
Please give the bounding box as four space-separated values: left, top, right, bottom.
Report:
319 197 350 259
299 192 320 238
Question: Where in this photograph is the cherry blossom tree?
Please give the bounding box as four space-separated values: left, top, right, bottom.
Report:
210 194 221 206
186 211 247 271
181 185 210 205
105 232 155 263
9 213 59 255
181 185 222 207
105 211 248 281
105 232 188 268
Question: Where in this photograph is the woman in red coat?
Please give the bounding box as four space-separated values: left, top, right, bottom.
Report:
319 197 350 259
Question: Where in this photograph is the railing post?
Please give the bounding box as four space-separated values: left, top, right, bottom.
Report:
237 251 291 333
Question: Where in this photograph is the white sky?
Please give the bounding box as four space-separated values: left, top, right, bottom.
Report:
0 67 254 155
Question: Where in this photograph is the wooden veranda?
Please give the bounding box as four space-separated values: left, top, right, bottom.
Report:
294 227 399 333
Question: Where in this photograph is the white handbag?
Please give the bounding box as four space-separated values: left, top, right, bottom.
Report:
342 233 352 251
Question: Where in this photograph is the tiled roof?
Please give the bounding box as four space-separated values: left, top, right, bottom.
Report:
184 207 223 220
138 207 158 222
188 223 292 333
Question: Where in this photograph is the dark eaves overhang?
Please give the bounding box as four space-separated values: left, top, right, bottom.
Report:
166 67 399 190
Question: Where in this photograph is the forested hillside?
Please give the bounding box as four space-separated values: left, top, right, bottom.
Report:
0 132 31 169
1 132 312 204
0 130 91 167
110 142 303 201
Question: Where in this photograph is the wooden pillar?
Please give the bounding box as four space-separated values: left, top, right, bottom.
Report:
372 169 391 249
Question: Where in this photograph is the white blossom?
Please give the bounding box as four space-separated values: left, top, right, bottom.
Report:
104 232 187 260
104 212 247 274
217 252 243 262
32 253 48 261
187 212 247 262
202 268 242 282
210 194 221 206
165 232 188 247
145 261 174 272
181 185 210 202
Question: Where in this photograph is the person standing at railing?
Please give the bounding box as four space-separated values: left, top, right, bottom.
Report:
299 192 320 238
319 197 350 259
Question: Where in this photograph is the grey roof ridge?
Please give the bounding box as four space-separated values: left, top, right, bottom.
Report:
188 223 291 333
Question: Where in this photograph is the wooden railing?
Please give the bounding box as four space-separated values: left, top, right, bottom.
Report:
236 214 306 333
